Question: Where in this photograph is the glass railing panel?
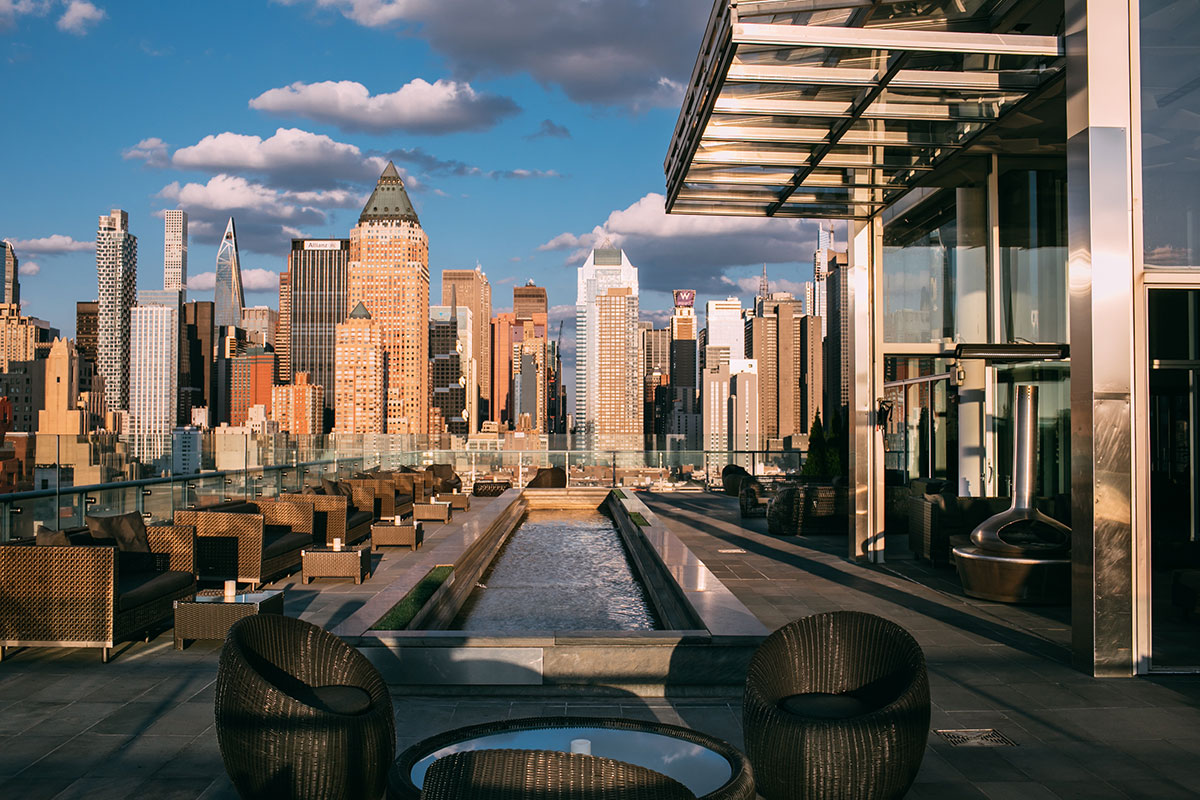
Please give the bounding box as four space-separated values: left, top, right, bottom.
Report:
140 482 176 524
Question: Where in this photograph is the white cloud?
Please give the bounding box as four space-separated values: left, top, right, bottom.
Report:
722 275 809 297
56 0 103 34
273 0 706 109
158 174 361 255
18 261 40 276
169 127 395 190
249 78 520 135
4 234 94 255
540 193 824 293
0 1 52 30
123 137 169 168
189 269 280 293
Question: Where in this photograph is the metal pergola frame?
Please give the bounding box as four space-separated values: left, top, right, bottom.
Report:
664 0 1064 220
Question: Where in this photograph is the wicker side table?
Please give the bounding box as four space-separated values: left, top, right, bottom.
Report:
435 493 470 511
413 502 452 523
372 521 423 551
302 545 372 584
174 589 284 650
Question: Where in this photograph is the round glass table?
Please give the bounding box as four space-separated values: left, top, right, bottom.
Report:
389 716 755 800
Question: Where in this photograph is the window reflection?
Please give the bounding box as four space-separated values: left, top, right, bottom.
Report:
998 166 1068 344
1141 0 1200 268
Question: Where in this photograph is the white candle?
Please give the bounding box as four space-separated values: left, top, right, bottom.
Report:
223 580 237 599
570 739 592 755
333 538 343 552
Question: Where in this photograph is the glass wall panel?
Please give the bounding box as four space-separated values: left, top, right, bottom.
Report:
998 165 1068 344
1141 1 1200 268
994 363 1071 506
882 358 956 486
1148 288 1200 668
883 177 988 345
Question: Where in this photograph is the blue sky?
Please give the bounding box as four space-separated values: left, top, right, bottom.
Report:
1 0 830 360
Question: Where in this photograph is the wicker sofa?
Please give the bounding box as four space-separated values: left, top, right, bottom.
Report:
0 523 197 662
280 492 373 547
175 499 313 589
766 482 849 536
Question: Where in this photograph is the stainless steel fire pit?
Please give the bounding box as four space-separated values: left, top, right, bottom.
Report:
953 385 1071 604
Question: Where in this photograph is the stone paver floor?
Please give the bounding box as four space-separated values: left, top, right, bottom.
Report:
0 491 1197 798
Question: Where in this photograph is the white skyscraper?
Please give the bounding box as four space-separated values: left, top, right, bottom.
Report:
812 221 833 336
703 358 759 470
129 290 180 463
163 209 188 295
97 209 138 413
705 297 745 357
575 245 641 451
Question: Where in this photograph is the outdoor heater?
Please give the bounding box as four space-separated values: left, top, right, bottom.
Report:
953 385 1071 604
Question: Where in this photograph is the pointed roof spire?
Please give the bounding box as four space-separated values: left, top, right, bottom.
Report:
348 301 371 320
358 162 419 225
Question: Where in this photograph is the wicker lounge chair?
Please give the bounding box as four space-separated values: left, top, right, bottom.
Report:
175 499 313 589
743 611 930 800
420 750 697 800
215 614 394 800
721 464 750 496
426 463 463 494
526 466 567 488
0 522 197 662
281 492 373 547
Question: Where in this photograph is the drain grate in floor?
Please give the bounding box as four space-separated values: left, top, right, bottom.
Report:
934 728 1017 747
717 548 747 554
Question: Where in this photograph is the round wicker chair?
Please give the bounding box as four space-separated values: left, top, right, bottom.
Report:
420 749 697 800
743 611 930 800
721 464 750 497
215 614 395 800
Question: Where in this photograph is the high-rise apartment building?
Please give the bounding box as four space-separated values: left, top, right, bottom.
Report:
703 358 759 466
641 324 670 450
241 306 277 349
229 347 275 427
96 209 137 412
275 272 291 383
129 291 180 463
163 209 188 295
800 314 824 436
334 302 385 434
746 293 805 447
442 268 491 421
284 239 348 421
1 240 19 309
514 281 548 319
705 297 744 357
347 163 428 435
181 301 214 426
214 217 245 329
271 372 324 436
492 312 556 432
75 301 98 363
667 290 701 451
576 246 640 450
0 304 39 371
38 338 83 437
824 265 850 417
429 304 475 436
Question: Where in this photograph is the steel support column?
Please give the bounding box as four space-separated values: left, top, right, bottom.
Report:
1065 0 1139 676
848 215 885 562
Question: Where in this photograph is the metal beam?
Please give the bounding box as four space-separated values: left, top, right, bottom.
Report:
702 124 967 149
725 63 1042 91
713 96 1003 121
732 22 1064 56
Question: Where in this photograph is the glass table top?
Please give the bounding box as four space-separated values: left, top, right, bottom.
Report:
193 589 282 604
410 725 733 795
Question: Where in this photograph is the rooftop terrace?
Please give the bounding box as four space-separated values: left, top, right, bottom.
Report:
0 491 1197 799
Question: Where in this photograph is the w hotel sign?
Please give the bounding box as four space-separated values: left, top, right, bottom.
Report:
673 289 696 308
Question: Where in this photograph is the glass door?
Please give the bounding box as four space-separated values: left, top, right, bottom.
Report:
1148 288 1200 669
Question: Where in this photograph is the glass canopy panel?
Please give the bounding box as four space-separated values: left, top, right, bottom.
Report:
664 2 1064 219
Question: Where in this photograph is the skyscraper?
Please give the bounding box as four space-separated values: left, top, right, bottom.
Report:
275 271 291 383
96 209 137 412
641 324 670 450
442 267 491 421
229 347 275 427
334 302 385 434
576 246 640 451
129 290 179 463
429 303 475 436
705 297 745 357
214 217 245 329
668 290 701 451
181 301 214 426
746 293 805 447
163 209 188 295
285 239 348 419
514 281 548 319
271 372 324 436
75 301 98 364
800 314 824 435
347 163 429 435
703 358 759 465
824 265 850 417
0 303 39 371
1 240 19 309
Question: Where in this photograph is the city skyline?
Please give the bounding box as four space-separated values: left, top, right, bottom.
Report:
0 0 835 363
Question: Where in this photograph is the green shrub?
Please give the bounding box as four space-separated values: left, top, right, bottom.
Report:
371 566 453 631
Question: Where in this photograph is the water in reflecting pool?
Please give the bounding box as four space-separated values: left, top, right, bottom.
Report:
451 510 661 632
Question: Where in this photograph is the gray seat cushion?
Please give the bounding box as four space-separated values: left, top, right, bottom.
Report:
347 510 373 530
117 570 193 611
263 530 312 560
779 692 874 719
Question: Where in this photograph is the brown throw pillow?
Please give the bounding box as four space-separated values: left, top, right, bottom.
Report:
320 477 339 496
86 512 151 553
36 528 70 546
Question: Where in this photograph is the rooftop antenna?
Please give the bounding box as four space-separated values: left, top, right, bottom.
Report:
759 264 769 298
